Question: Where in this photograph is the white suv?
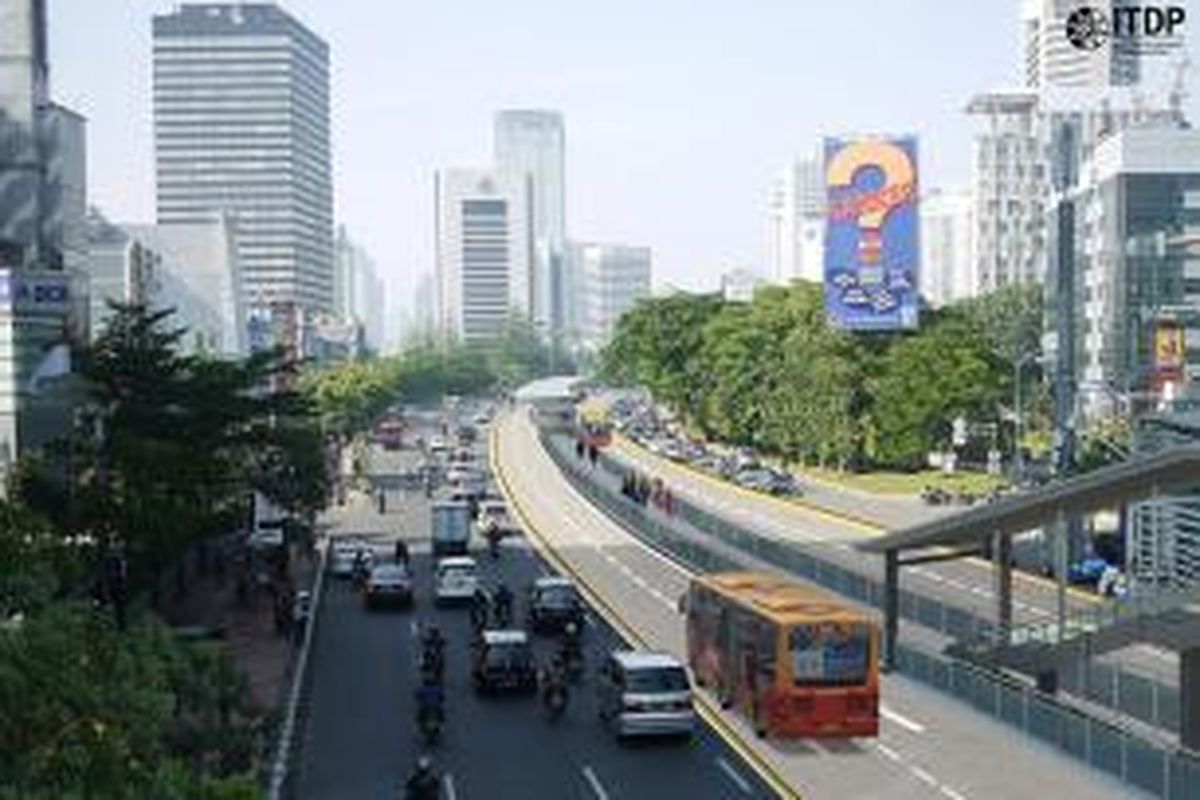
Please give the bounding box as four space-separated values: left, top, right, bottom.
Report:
597 651 695 740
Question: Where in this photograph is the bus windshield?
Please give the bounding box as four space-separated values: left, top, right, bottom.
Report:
789 622 870 686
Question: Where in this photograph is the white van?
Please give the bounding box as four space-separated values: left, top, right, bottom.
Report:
597 651 695 740
435 556 478 605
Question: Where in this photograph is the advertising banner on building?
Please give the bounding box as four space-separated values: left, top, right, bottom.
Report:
1152 318 1186 394
824 136 919 330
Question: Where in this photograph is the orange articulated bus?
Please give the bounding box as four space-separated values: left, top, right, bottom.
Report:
685 571 879 738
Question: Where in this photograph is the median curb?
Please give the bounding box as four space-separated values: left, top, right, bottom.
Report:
490 416 803 800
266 538 328 800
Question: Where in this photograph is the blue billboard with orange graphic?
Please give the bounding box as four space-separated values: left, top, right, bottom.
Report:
824 136 919 330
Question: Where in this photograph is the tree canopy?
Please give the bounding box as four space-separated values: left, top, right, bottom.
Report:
600 282 1039 471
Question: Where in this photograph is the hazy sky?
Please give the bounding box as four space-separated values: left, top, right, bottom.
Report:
48 1 1200 328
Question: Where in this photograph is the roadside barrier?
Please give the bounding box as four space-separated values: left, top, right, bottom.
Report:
540 430 1200 800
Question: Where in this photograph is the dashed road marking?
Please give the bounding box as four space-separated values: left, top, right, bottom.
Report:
875 743 902 762
880 706 926 734
716 756 753 795
582 765 610 800
911 767 938 787
940 786 968 800
443 773 458 800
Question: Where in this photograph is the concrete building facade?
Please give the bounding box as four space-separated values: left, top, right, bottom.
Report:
767 155 825 284
574 242 651 351
435 168 531 342
919 188 975 307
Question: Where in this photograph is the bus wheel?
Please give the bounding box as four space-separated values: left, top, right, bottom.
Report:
753 701 769 739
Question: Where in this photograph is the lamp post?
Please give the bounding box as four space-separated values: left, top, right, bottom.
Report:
1012 350 1040 486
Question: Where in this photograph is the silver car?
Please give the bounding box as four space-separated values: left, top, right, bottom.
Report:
597 651 695 740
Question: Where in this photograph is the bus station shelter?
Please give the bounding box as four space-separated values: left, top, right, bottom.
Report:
858 445 1200 747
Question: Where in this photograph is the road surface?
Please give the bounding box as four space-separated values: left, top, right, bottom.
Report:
295 438 776 800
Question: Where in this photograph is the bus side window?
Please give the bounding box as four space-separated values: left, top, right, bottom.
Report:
756 621 778 686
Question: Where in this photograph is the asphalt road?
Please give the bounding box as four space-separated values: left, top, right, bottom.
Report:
295 436 776 800
603 433 1180 687
493 408 1133 800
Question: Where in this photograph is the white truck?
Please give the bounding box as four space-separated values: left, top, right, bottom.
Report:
431 500 472 557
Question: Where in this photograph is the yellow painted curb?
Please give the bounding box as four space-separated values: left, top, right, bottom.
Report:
490 419 803 800
611 433 1104 605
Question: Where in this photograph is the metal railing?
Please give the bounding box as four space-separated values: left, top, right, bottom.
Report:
540 430 1200 800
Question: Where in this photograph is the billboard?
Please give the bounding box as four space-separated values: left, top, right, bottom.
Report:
1152 318 1186 395
824 137 919 330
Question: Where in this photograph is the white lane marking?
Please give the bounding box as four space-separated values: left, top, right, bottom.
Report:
880 706 926 734
940 786 968 800
911 767 938 787
875 743 902 762
715 756 752 795
409 619 419 637
443 774 458 800
582 765 610 800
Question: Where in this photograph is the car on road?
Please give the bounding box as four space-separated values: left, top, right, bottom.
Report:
434 556 478 605
363 563 414 610
475 500 509 535
428 435 449 453
527 576 585 633
597 651 695 740
329 538 370 578
472 630 537 694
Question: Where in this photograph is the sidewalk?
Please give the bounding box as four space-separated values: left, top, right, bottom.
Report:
166 536 317 711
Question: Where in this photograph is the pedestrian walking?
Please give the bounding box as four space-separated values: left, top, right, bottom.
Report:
575 439 585 460
587 444 598 467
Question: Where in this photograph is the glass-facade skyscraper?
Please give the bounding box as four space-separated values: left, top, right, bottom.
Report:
494 110 565 337
152 3 334 313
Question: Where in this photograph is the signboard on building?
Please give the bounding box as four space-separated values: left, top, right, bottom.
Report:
0 270 74 315
823 136 920 330
1152 317 1187 394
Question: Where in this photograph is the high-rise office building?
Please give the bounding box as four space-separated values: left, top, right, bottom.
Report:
1054 127 1200 419
919 188 975 307
333 225 384 351
152 3 334 314
494 110 565 336
0 0 88 467
1021 0 1141 89
767 155 825 284
0 0 48 264
0 0 86 270
435 168 532 342
966 90 1047 294
572 242 651 351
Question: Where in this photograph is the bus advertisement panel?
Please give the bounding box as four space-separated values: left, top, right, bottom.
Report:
824 136 920 331
686 572 879 738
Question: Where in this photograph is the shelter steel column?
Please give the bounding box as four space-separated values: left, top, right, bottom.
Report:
883 550 899 672
1055 510 1068 643
993 529 1013 641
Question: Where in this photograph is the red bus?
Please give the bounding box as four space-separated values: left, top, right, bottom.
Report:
685 571 879 738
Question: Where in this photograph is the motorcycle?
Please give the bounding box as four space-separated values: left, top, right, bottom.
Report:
485 525 502 561
542 681 568 722
418 708 442 746
420 647 445 685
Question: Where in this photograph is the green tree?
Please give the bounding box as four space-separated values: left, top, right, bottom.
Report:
866 310 1005 468
599 292 723 425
